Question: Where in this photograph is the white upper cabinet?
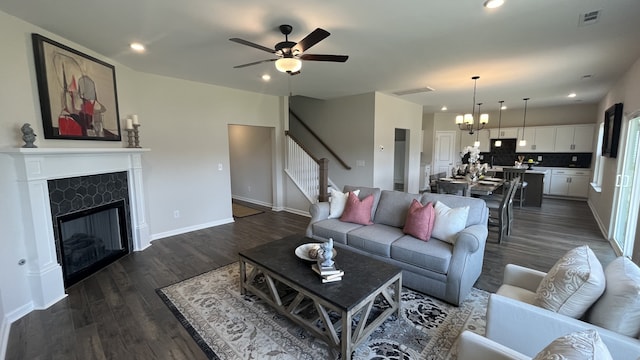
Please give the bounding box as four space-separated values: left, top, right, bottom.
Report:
490 127 519 139
554 124 595 152
516 126 556 152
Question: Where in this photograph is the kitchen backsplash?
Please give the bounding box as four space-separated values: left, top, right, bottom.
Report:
479 152 593 168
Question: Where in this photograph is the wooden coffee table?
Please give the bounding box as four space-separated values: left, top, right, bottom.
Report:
239 235 402 360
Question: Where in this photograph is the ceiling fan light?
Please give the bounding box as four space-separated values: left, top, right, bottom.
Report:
484 0 504 9
275 58 302 73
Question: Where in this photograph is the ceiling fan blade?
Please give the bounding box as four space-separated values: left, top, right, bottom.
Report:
229 38 275 53
233 59 277 68
292 28 330 54
300 54 348 62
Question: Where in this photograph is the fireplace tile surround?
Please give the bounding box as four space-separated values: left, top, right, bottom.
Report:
0 147 150 310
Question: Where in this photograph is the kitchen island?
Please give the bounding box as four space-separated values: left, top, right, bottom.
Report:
490 167 545 207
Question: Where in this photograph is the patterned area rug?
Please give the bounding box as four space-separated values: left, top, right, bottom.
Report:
157 263 488 360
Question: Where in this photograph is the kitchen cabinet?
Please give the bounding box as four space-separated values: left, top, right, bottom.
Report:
554 124 595 152
535 166 553 194
549 169 591 197
517 126 556 152
490 127 519 139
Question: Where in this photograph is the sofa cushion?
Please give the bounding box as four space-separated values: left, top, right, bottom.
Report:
532 329 613 360
374 190 421 227
391 236 452 274
312 219 364 245
343 185 381 220
340 192 374 225
347 224 404 258
534 245 606 319
431 201 469 244
328 188 360 219
588 256 640 337
402 200 436 241
421 193 485 227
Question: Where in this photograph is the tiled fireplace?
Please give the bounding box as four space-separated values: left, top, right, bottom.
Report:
2 148 150 309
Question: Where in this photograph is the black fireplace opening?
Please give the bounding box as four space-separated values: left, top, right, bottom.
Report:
56 200 130 287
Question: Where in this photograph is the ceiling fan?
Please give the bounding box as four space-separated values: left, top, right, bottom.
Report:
229 24 348 75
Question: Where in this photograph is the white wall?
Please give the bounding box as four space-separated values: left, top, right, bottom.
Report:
0 9 284 331
290 94 376 188
229 125 274 207
374 93 423 193
589 56 640 262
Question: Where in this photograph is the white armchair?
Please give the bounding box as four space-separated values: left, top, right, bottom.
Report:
457 331 529 360
486 263 640 359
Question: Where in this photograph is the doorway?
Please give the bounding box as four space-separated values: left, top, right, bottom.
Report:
433 131 457 176
611 113 640 257
228 125 275 207
394 129 410 191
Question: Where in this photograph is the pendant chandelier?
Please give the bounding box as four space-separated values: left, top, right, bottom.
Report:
494 100 505 147
456 76 488 135
519 97 530 147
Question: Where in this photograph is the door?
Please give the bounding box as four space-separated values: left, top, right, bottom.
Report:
393 129 409 191
612 115 640 256
434 131 457 175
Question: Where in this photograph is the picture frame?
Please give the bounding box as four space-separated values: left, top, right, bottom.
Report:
32 33 122 141
603 102 623 158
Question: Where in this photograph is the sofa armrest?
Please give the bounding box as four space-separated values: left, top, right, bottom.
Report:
306 202 331 237
486 293 640 359
502 264 546 292
457 331 530 360
454 224 487 253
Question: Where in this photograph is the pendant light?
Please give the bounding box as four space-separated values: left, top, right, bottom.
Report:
494 100 504 147
519 98 530 147
455 76 488 134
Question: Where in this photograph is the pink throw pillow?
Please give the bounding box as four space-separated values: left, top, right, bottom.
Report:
340 192 374 225
403 200 436 241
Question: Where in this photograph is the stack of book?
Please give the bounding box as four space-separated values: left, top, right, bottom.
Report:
312 263 344 283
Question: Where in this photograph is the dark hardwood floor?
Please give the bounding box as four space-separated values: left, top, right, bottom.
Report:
5 198 615 360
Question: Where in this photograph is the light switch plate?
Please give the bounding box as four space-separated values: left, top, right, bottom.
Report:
537 155 543 161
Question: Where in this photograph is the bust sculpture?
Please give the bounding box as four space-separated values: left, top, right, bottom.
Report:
21 123 37 148
319 238 334 268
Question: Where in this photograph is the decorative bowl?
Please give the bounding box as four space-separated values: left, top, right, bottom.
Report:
295 243 337 262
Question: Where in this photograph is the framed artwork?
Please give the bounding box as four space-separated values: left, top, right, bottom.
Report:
603 103 623 158
32 33 121 141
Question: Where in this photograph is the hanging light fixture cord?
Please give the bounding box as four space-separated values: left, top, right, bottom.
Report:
522 97 529 138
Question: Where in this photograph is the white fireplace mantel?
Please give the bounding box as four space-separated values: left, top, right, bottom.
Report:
0 147 150 309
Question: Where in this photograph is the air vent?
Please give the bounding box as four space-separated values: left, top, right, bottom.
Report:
579 10 601 26
392 87 435 96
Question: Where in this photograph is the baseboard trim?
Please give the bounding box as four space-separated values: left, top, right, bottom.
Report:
282 207 310 217
231 195 272 208
151 218 235 241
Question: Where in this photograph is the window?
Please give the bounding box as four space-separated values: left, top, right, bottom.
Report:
591 123 604 191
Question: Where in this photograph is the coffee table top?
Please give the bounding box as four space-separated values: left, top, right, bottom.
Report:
239 234 401 311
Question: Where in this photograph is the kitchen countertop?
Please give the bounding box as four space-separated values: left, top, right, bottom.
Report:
490 166 547 175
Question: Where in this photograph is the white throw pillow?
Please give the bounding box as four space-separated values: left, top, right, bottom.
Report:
532 329 613 360
431 201 469 244
534 245 606 319
328 188 359 219
588 256 640 337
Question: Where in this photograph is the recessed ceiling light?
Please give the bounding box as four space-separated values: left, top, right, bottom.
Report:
261 74 271 81
130 43 145 52
484 0 504 9
568 93 577 98
441 106 448 111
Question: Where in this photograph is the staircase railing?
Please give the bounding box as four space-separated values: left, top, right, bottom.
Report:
285 131 329 203
289 110 352 170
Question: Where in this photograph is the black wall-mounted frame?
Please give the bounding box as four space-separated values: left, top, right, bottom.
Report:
603 103 623 158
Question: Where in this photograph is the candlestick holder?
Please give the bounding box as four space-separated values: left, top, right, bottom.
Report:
133 124 141 148
126 128 135 148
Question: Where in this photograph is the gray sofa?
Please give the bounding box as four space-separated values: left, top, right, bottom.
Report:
306 185 489 306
